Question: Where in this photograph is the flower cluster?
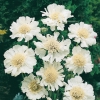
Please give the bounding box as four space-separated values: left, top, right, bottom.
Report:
4 3 97 100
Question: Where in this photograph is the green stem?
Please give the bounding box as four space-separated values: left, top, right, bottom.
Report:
22 73 24 79
54 26 57 32
22 73 26 79
24 95 27 100
49 91 52 99
57 90 59 99
67 21 78 23
28 41 29 48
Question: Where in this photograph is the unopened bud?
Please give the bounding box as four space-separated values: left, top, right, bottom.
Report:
41 27 48 33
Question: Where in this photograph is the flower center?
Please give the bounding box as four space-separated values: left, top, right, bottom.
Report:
44 38 60 53
73 54 86 67
78 28 89 38
19 24 31 34
29 80 42 93
44 66 58 83
11 53 25 67
70 87 84 100
50 12 60 20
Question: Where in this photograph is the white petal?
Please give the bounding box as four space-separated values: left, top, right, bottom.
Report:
35 48 46 58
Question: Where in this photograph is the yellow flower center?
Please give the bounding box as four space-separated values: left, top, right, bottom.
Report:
73 54 86 67
50 12 60 20
44 66 58 83
70 87 85 100
44 38 60 53
19 24 31 34
29 80 42 93
11 53 25 67
78 28 89 38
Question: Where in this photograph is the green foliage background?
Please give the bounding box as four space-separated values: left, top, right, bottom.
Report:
0 0 100 99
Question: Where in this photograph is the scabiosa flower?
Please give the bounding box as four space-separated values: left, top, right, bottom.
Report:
46 97 52 100
41 3 73 31
10 16 40 42
68 22 97 47
4 45 36 76
34 32 71 63
36 62 65 91
21 74 48 100
63 76 95 100
65 46 93 75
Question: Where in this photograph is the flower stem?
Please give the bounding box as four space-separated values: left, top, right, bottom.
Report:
22 73 24 79
28 41 29 48
55 90 59 100
49 91 52 99
22 73 26 79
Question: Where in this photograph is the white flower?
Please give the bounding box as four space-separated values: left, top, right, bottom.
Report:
63 76 95 100
65 46 93 75
34 32 71 63
10 16 40 42
4 45 37 76
21 74 48 100
68 22 97 47
36 62 65 91
41 3 73 31
46 97 52 100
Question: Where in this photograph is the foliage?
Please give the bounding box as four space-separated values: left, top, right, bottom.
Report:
89 0 100 41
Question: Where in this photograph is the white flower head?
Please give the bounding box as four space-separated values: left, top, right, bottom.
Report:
41 3 73 31
36 62 65 91
65 46 93 75
21 74 48 100
63 76 95 100
46 97 52 100
34 32 71 63
68 22 97 47
4 45 37 76
10 16 40 42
